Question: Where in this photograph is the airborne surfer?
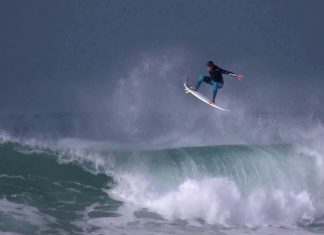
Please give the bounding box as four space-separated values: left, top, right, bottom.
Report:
189 61 244 104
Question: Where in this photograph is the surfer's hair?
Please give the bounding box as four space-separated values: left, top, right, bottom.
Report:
206 61 215 67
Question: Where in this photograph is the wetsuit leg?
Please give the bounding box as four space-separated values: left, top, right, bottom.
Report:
212 81 224 100
195 75 211 90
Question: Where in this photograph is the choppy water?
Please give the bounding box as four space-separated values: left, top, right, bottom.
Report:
1 137 324 234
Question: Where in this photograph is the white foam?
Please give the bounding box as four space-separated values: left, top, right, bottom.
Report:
0 130 15 143
111 176 315 227
145 177 241 225
0 198 56 226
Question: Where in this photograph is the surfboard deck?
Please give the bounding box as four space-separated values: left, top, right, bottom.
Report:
184 83 230 111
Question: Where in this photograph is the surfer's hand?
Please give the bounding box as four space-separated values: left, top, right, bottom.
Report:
236 74 244 80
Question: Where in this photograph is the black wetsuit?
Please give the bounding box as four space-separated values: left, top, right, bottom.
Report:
209 66 235 84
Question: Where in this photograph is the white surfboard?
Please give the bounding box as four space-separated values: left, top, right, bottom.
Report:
184 83 230 111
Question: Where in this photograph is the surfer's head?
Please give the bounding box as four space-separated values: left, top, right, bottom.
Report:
206 60 215 71
206 61 215 67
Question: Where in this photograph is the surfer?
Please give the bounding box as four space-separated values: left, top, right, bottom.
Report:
190 61 244 104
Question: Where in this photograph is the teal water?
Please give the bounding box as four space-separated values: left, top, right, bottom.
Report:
0 141 324 234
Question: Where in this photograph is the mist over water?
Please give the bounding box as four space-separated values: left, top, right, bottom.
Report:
1 46 322 149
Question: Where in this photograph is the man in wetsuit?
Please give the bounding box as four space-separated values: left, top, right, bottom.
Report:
190 61 243 104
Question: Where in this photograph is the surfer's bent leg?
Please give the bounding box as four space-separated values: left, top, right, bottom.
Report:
212 82 224 100
195 75 204 90
195 75 210 90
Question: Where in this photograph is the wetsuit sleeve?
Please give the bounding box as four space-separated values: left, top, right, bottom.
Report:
220 68 237 77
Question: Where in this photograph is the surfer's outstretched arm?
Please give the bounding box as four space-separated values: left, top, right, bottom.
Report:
220 68 244 80
219 68 236 77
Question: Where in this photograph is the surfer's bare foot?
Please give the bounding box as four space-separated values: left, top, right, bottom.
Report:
208 99 216 104
189 86 197 91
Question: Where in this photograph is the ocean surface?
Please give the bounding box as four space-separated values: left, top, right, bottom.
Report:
0 122 324 235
